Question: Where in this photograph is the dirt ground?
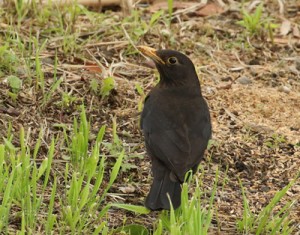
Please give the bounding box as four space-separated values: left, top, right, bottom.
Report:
0 0 300 234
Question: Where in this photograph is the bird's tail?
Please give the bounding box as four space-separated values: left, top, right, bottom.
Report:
145 171 181 211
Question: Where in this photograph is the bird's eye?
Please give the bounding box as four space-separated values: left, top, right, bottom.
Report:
167 57 177 65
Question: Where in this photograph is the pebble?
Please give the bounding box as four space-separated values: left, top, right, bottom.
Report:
221 76 232 82
250 67 258 76
278 85 291 94
204 86 215 95
41 57 54 65
236 76 252 85
248 58 260 65
260 186 270 192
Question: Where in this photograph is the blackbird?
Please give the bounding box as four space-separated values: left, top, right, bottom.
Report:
138 46 212 211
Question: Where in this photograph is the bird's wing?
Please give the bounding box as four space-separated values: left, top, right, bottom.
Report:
142 97 195 181
141 89 211 181
144 128 192 182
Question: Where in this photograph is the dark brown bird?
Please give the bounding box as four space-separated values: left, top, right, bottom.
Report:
138 46 212 211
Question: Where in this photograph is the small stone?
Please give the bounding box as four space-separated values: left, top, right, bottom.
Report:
260 186 270 192
204 86 215 95
278 85 291 93
288 65 298 75
250 68 258 76
221 76 232 82
42 57 54 65
248 58 260 65
236 76 252 85
232 110 239 116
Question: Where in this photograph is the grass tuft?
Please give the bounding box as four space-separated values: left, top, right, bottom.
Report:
237 176 298 234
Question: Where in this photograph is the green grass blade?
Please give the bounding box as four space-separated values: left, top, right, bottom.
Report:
46 177 57 234
110 204 149 214
99 150 124 202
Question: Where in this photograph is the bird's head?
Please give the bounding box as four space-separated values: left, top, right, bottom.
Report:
138 46 199 87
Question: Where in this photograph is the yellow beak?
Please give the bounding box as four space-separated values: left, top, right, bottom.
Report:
137 46 165 65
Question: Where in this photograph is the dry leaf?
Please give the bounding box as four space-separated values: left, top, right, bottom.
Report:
280 20 291 36
293 25 300 38
119 185 136 194
196 3 224 16
272 38 299 44
84 62 102 73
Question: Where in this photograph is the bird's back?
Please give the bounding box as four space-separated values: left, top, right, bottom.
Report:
141 85 211 181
